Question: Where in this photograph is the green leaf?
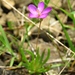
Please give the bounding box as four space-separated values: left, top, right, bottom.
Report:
7 21 14 29
26 50 35 60
42 48 50 65
59 8 72 19
44 0 50 4
44 0 50 7
70 11 75 14
10 57 15 67
60 8 75 27
32 0 39 6
0 25 14 55
0 35 5 44
56 15 75 52
35 48 40 63
19 48 29 64
40 50 45 64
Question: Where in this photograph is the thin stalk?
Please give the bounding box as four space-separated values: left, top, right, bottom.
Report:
67 0 75 27
36 19 42 48
67 0 72 11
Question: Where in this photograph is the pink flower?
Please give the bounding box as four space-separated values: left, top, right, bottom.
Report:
28 2 52 18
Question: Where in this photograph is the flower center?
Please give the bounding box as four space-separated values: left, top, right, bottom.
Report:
37 9 41 17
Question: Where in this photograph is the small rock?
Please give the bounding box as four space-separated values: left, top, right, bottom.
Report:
14 0 32 7
48 0 62 9
67 29 75 43
58 13 68 23
1 0 15 9
0 14 6 25
0 8 3 16
49 18 62 36
6 12 17 24
46 70 58 75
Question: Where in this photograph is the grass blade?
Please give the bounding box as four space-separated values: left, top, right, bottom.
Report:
0 25 14 55
42 48 50 65
56 15 75 52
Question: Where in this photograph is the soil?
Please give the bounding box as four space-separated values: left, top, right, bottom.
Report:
0 0 75 75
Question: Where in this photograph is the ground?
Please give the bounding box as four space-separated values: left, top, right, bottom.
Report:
0 0 75 75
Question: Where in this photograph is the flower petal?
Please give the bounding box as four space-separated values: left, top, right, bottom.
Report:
39 14 48 18
29 13 38 18
42 7 52 14
38 2 44 12
28 4 37 15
